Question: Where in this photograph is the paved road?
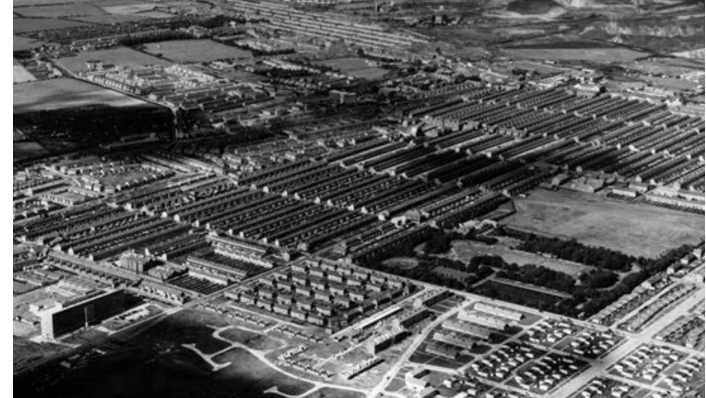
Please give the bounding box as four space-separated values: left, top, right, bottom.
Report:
549 283 705 398
368 300 467 398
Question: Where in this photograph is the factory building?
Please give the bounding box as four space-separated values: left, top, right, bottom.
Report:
39 289 125 339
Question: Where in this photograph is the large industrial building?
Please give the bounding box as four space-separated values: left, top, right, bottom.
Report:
39 289 126 339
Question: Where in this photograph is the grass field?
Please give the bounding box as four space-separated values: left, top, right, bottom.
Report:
314 57 388 80
56 46 169 73
502 188 704 258
213 348 316 397
502 47 648 62
303 387 365 398
14 3 106 18
220 327 282 351
101 3 158 14
14 141 50 160
474 280 565 309
13 63 36 83
142 40 253 63
71 13 149 24
13 35 52 51
14 78 150 113
13 336 67 371
14 18 90 33
382 257 419 270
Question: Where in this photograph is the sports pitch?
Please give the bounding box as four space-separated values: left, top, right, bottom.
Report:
502 188 705 258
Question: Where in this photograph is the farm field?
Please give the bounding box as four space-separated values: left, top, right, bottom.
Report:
101 3 159 14
14 78 151 113
14 18 90 34
450 239 591 277
502 188 705 258
71 13 149 24
13 61 36 83
502 47 648 63
136 10 175 18
142 40 253 63
56 46 169 73
14 141 50 161
13 35 52 51
13 3 106 18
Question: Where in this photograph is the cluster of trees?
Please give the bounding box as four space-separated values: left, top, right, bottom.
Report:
579 269 619 289
121 31 193 47
424 229 457 254
356 224 699 321
423 228 498 255
496 228 638 272
497 263 576 294
474 282 562 312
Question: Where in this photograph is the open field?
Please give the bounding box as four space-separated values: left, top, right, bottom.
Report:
56 46 169 73
14 63 36 83
314 57 388 80
303 387 365 398
14 141 50 161
13 336 68 371
474 280 565 309
382 256 420 270
14 3 106 18
71 13 149 24
451 239 591 277
13 35 52 51
14 78 150 113
135 10 175 18
220 327 282 351
214 348 316 397
101 3 159 14
14 18 90 34
502 188 705 258
502 47 648 62
142 40 253 63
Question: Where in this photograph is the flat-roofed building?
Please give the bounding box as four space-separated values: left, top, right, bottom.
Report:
40 289 125 339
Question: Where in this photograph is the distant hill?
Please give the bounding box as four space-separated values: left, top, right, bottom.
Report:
506 0 562 14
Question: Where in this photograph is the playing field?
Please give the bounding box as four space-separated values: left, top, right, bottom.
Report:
142 40 253 63
502 188 705 258
14 78 150 113
56 46 169 73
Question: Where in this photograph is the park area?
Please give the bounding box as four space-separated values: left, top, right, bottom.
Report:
450 239 591 278
142 40 253 63
14 77 150 113
502 188 705 258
